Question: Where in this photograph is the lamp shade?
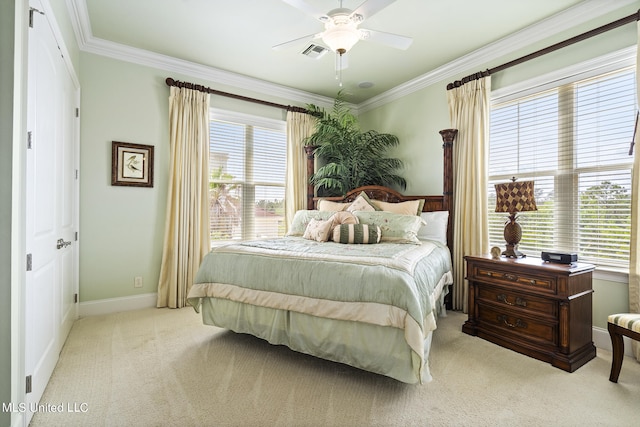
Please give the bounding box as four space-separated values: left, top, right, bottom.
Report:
495 180 537 213
322 24 360 54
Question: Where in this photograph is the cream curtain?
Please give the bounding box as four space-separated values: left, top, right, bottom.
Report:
447 77 491 312
285 111 316 229
628 21 640 361
157 87 211 308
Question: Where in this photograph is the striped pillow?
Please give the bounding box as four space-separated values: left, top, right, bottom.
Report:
333 223 381 244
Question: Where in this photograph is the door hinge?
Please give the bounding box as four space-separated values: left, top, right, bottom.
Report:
29 8 44 28
74 293 78 304
27 131 33 149
26 375 32 394
26 254 32 271
75 169 79 179
75 108 79 118
75 231 78 241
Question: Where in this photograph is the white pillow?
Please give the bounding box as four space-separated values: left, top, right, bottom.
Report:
372 199 424 216
418 211 449 245
317 199 349 212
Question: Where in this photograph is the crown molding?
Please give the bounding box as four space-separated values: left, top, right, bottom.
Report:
67 0 636 113
65 0 335 109
358 0 638 113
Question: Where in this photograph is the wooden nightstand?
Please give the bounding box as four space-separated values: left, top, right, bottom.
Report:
462 254 596 372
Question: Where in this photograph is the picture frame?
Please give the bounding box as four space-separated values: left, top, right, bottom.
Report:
111 141 154 187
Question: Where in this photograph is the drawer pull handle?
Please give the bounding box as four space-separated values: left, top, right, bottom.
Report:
497 294 527 307
503 273 517 281
529 279 537 285
497 315 527 329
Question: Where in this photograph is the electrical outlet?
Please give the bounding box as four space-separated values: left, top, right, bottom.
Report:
134 276 143 288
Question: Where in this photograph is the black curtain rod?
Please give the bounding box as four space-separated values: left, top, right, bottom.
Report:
447 9 640 90
165 77 311 114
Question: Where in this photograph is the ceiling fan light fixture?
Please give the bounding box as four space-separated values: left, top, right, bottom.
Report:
322 19 360 54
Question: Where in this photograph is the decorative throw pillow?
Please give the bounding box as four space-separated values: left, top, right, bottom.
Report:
286 210 335 237
346 192 377 212
372 199 425 216
317 199 350 212
354 211 425 244
330 211 359 226
418 211 449 245
303 218 333 242
333 223 381 244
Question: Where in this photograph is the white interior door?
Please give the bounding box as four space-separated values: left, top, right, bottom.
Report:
25 1 79 423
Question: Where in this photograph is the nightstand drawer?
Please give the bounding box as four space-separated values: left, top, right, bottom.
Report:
473 266 556 294
477 286 557 319
477 303 557 347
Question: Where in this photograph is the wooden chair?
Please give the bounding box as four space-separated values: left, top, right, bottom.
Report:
607 313 640 382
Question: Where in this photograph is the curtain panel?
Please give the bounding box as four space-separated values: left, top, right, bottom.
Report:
285 111 316 229
447 77 491 312
157 87 211 308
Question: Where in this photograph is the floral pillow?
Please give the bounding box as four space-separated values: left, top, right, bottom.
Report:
287 210 336 236
354 211 425 244
346 192 377 212
303 218 334 242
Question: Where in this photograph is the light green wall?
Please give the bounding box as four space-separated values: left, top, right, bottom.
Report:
78 54 309 302
359 3 638 329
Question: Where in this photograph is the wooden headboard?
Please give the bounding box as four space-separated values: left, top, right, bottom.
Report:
307 129 457 251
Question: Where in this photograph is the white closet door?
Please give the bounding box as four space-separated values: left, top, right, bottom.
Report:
25 0 79 423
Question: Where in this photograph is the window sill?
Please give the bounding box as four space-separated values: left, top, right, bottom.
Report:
593 267 628 284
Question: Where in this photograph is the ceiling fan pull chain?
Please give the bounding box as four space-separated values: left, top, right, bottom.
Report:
335 53 343 87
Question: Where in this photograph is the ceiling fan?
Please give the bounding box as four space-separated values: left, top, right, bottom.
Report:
273 0 413 56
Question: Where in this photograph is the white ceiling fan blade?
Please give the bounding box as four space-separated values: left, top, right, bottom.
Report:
282 0 328 21
351 0 396 20
361 29 412 50
272 33 321 51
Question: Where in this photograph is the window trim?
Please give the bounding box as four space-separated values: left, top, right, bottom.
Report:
209 108 287 242
489 46 636 273
492 46 635 104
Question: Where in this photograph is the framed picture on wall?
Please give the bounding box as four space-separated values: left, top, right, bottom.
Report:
111 141 154 187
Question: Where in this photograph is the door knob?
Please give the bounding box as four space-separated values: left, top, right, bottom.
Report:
56 239 71 249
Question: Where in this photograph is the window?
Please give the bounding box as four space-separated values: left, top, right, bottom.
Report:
488 66 636 270
209 109 286 242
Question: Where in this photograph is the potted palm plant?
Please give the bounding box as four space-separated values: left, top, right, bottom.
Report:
305 94 406 196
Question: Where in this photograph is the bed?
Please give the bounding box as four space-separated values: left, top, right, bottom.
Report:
187 130 457 384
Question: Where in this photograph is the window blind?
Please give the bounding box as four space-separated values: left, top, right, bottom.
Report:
209 113 286 242
489 66 635 269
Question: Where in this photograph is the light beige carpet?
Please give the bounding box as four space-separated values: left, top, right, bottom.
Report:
30 307 639 427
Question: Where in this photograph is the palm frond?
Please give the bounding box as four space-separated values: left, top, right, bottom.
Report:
306 94 406 195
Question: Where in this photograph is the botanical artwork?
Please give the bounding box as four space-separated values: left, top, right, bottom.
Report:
111 141 154 187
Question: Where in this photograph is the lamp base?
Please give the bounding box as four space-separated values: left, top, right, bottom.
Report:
502 244 526 258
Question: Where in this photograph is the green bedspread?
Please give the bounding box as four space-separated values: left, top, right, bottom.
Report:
187 237 452 383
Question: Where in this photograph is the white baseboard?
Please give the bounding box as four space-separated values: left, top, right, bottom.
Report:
593 326 634 357
79 292 157 317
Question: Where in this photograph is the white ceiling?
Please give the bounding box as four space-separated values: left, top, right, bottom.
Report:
70 0 634 105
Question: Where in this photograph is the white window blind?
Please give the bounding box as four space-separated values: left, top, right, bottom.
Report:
209 110 286 242
489 66 636 269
